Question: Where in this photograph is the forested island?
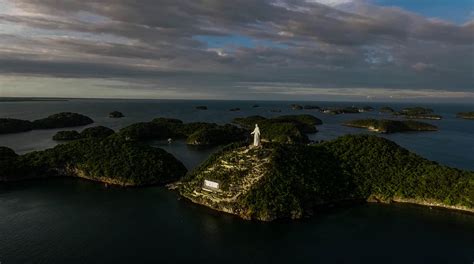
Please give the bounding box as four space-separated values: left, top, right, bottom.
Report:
0 135 187 186
457 112 474 120
53 126 115 141
233 115 322 143
394 107 442 120
177 135 474 221
0 112 94 134
109 111 125 118
344 119 438 133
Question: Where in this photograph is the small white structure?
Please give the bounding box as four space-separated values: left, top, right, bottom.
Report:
203 179 220 192
250 124 261 147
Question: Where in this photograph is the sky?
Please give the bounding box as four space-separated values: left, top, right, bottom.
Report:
0 0 473 101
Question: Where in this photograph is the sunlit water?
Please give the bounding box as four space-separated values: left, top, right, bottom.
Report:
1 99 473 263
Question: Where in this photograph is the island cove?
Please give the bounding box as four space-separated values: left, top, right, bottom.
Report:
1 114 473 220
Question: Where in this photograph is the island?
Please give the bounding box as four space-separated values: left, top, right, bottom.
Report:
0 135 187 186
33 112 94 129
343 119 438 133
394 107 442 120
0 118 34 134
357 106 374 112
195 106 208 110
380 106 395 113
176 135 474 221
53 126 115 141
291 104 303 110
232 114 322 143
229 108 240 112
109 111 125 118
0 112 94 134
321 107 360 115
118 118 247 147
457 112 474 120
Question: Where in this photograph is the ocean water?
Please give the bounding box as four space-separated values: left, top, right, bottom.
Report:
0 99 473 263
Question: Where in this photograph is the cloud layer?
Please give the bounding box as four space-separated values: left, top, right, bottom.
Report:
0 0 472 100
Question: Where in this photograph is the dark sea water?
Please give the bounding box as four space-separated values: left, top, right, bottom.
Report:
1 99 474 263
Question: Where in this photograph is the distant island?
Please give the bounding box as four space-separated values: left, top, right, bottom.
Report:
0 97 69 102
0 112 94 134
457 112 474 120
344 119 438 133
109 111 125 118
394 107 442 120
0 135 186 186
177 135 474 221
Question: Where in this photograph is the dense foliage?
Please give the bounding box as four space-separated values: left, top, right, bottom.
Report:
33 112 94 129
0 146 17 159
344 119 438 133
394 107 442 120
232 114 323 143
186 124 248 146
119 118 247 146
380 106 395 113
180 135 473 221
80 126 115 138
457 112 474 119
0 118 33 134
0 135 187 186
53 130 82 141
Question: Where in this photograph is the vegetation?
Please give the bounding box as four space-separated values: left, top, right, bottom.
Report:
394 107 442 120
53 130 82 141
457 112 474 120
233 114 323 143
321 107 360 114
380 106 395 113
358 106 374 112
0 118 34 134
119 118 247 146
186 124 247 146
179 135 474 221
80 126 115 138
109 111 124 118
0 146 17 159
32 112 94 129
291 104 303 110
0 135 187 186
344 119 438 133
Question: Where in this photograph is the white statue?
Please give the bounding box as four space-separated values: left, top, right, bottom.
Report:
251 124 261 147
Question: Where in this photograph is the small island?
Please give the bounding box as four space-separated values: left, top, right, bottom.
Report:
229 108 240 112
176 135 474 221
291 104 303 110
195 106 208 110
394 107 442 120
0 136 187 186
109 111 125 118
457 112 474 120
233 114 323 143
380 106 395 113
344 119 438 133
0 112 94 134
321 107 360 115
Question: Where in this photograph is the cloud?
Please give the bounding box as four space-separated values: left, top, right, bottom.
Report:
0 0 472 99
